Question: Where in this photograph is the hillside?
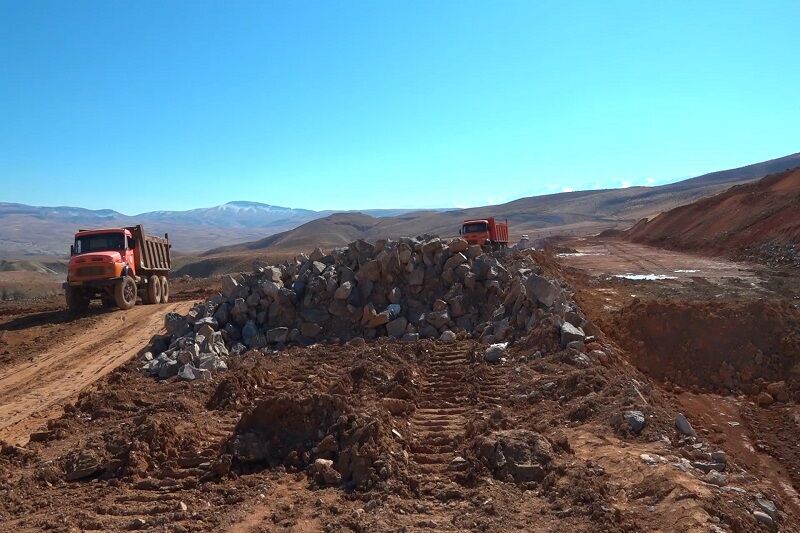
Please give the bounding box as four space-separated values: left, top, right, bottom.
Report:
4 151 800 263
626 168 800 264
0 201 442 258
198 153 800 260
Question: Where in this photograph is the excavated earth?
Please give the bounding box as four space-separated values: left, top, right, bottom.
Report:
0 248 798 532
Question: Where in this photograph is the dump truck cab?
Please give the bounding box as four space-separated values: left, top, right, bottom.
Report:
64 225 171 313
460 217 509 248
69 228 136 283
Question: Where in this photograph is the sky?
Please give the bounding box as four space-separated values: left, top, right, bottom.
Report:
1 0 799 214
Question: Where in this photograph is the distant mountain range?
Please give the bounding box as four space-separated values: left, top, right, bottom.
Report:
2 151 799 262
0 200 446 257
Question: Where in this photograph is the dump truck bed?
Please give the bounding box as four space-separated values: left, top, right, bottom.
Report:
126 225 171 273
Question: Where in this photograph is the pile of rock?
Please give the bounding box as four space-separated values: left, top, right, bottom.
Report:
143 236 592 379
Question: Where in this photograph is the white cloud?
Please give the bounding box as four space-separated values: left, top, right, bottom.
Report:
620 179 632 188
561 187 574 193
646 177 655 185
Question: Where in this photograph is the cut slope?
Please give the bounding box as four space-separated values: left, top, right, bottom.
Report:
627 168 800 261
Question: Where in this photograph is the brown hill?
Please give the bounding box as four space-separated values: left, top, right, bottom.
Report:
626 168 800 264
203 154 800 254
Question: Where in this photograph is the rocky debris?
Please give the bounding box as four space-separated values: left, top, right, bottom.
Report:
560 322 585 348
755 496 778 520
757 391 774 407
766 381 788 402
705 470 727 486
753 510 775 527
484 342 507 363
63 449 103 481
439 330 456 343
229 392 397 489
675 413 696 437
474 430 555 483
143 236 585 379
623 410 646 434
309 458 342 486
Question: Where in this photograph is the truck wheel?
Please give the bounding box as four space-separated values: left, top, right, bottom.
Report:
66 286 89 314
114 276 137 310
146 275 162 304
160 276 170 303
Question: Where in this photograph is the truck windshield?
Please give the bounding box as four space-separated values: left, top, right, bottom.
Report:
462 222 488 234
74 233 125 254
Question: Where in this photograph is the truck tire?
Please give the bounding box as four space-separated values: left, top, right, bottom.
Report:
160 276 169 303
145 275 162 304
114 276 137 310
66 286 89 314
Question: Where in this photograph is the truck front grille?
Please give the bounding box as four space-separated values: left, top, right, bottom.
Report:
76 265 110 278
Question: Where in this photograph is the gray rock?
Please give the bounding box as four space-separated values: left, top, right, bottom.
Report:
197 354 228 372
301 308 330 324
164 313 190 337
439 330 457 342
485 342 507 363
756 497 777 519
753 510 774 527
222 275 241 299
241 320 258 347
386 317 408 338
334 281 353 300
266 327 289 344
705 470 727 486
525 275 560 307
623 410 646 434
193 317 218 332
401 333 420 343
675 413 696 437
300 322 323 338
560 322 585 347
425 309 450 329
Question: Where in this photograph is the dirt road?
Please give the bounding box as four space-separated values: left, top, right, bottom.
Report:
558 238 757 282
0 301 192 445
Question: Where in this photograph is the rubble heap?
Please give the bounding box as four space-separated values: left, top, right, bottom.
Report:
143 236 591 379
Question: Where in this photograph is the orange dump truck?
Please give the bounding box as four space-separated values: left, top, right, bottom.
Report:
64 225 171 312
460 217 510 248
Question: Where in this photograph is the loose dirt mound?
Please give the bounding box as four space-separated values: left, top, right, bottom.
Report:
614 299 800 397
230 391 400 489
627 168 800 265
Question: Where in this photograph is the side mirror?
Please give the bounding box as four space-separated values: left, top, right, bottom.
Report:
70 245 74 256
458 228 462 235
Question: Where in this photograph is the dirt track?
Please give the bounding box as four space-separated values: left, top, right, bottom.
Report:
0 301 193 445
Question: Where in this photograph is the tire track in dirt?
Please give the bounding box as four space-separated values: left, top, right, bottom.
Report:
0 301 193 445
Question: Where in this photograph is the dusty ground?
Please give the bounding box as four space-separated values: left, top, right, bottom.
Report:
0 246 797 531
557 237 800 527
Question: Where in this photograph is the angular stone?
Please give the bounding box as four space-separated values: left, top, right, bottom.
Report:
448 238 469 253
266 327 289 343
300 322 323 338
386 317 408 338
334 281 353 300
485 342 507 363
675 413 696 437
439 330 456 342
525 275 560 307
560 322 585 347
623 410 646 434
368 310 391 328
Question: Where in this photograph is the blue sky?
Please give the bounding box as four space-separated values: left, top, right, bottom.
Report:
1 0 798 214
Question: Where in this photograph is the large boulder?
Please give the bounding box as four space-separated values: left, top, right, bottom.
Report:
525 275 560 308
475 430 555 483
386 317 408 338
560 322 585 347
